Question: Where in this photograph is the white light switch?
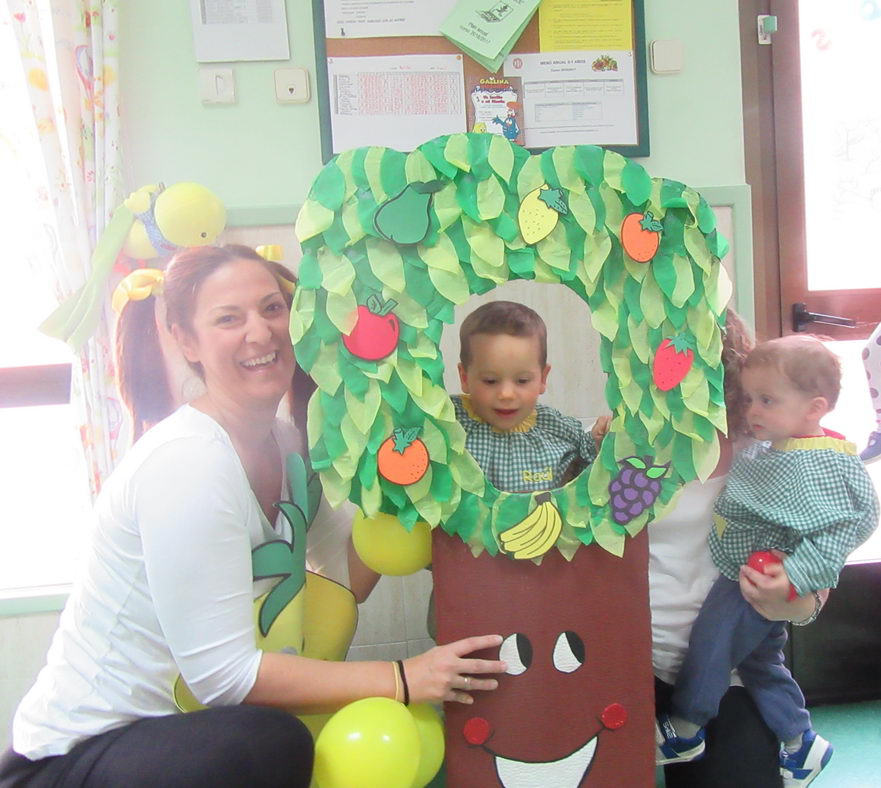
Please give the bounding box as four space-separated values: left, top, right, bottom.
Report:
649 40 684 75
199 68 235 104
274 68 310 104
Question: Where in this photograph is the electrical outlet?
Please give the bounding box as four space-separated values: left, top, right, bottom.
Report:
274 68 310 104
199 68 235 104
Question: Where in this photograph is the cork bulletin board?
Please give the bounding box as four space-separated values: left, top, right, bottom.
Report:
311 0 649 161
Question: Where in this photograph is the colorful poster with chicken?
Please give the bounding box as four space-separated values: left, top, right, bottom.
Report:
466 75 525 145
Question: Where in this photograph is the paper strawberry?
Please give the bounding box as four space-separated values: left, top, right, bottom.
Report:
342 293 399 361
652 334 695 391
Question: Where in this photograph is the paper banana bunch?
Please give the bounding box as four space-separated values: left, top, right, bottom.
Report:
499 492 563 560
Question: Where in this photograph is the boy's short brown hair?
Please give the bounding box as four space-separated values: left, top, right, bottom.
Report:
459 301 548 368
744 334 842 408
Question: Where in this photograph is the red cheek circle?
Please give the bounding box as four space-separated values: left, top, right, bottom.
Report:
600 703 628 730
463 716 492 746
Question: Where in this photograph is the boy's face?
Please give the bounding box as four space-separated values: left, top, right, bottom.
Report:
458 333 550 431
742 365 827 442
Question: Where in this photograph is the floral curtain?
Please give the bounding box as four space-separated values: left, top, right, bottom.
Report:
6 0 127 496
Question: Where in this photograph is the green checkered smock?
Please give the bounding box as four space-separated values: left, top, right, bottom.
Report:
452 394 598 493
710 435 879 596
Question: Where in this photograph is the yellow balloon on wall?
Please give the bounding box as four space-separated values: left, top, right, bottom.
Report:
154 182 226 247
314 697 420 788
352 511 432 576
122 182 226 259
409 704 444 788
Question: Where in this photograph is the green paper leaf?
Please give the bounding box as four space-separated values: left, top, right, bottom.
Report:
476 175 506 220
386 289 428 329
488 134 515 183
346 379 381 434
428 265 470 305
671 254 695 308
364 147 388 201
326 289 358 335
444 134 471 171
622 160 652 206
590 298 619 340
535 221 571 272
516 154 544 199
312 163 346 210
419 232 459 273
602 150 626 193
592 517 626 556
639 272 666 329
395 358 424 398
294 199 334 242
405 149 438 183
574 146 604 186
627 315 651 364
311 342 343 395
432 183 462 231
569 190 597 234
289 287 315 344
320 249 356 296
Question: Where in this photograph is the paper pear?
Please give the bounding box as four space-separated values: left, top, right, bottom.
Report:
373 181 443 245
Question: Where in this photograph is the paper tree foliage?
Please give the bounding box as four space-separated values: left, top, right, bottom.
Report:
292 133 731 560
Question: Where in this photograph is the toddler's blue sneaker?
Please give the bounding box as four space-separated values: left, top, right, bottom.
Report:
780 729 833 787
655 713 706 765
860 430 881 463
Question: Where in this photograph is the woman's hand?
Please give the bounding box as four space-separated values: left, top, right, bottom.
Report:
403 634 507 705
739 562 828 622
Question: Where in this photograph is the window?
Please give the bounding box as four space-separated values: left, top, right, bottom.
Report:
0 14 91 595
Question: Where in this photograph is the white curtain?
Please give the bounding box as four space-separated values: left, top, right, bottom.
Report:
5 0 128 495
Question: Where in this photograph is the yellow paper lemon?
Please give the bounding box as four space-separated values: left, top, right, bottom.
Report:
517 184 568 244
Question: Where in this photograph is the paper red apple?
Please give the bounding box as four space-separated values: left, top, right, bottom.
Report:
342 294 399 361
746 551 797 600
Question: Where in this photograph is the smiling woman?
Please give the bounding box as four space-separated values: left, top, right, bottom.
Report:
1 244 506 788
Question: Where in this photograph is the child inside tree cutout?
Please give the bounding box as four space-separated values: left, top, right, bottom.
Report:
860 321 881 463
657 335 879 788
454 300 611 493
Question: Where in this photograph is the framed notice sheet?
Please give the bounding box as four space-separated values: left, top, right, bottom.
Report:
190 0 290 63
312 0 648 160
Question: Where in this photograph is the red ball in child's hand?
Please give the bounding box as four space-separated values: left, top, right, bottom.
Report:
746 551 798 600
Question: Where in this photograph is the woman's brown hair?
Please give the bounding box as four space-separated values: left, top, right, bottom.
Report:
115 244 314 438
721 308 755 438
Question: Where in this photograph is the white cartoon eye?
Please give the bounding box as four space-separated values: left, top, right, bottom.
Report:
553 631 584 673
499 633 532 676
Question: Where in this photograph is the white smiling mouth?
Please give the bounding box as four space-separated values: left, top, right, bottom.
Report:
494 735 598 788
241 351 278 369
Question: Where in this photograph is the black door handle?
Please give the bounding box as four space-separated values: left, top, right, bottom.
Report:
792 303 856 333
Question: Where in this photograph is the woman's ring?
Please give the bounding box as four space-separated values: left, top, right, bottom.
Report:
463 676 470 689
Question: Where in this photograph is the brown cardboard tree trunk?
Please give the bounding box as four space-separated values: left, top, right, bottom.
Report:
432 529 655 788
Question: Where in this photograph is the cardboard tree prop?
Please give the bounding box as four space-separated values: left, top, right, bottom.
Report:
294 133 730 788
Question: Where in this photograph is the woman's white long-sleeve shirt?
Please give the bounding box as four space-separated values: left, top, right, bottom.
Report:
13 405 350 760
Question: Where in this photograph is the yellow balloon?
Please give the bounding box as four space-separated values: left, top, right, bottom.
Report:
314 698 420 788
352 511 432 576
154 182 226 247
409 704 444 788
121 182 226 259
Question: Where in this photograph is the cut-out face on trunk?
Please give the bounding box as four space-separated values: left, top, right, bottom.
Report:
433 529 655 787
